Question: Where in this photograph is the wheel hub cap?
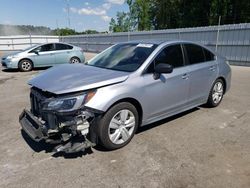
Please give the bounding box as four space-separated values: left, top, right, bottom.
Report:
212 82 223 104
108 109 135 145
22 61 31 70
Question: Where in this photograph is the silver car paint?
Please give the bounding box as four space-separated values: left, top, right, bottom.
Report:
29 40 231 126
29 64 129 94
1 42 85 69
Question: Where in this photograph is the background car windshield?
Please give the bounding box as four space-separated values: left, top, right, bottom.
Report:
23 44 39 51
87 43 157 72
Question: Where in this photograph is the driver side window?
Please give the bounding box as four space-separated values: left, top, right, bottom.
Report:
32 44 55 53
147 44 184 72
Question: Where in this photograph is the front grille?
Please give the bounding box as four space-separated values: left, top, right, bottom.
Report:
30 89 46 117
29 88 59 130
30 87 55 116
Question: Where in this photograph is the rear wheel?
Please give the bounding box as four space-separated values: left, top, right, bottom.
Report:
206 78 224 107
97 102 139 150
70 57 80 64
19 59 33 72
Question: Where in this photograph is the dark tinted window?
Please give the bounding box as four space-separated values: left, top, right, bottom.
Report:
185 44 205 64
55 43 73 50
155 44 184 68
147 44 184 72
40 44 55 52
203 48 215 61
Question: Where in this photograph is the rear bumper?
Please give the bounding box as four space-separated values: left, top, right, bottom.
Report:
19 109 48 142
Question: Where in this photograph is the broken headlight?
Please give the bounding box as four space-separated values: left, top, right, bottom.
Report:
42 91 96 112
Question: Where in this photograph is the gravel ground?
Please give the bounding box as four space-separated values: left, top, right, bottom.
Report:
0 53 249 188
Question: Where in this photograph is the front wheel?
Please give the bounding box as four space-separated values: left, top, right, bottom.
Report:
206 78 224 107
19 59 33 72
97 102 139 150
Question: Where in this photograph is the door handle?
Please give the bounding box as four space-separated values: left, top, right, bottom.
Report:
209 66 216 71
182 73 189 79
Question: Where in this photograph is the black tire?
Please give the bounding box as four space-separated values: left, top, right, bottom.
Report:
19 59 33 72
206 78 224 107
97 102 139 150
70 57 81 64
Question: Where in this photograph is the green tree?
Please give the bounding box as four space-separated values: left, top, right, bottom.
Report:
109 12 130 32
109 0 250 32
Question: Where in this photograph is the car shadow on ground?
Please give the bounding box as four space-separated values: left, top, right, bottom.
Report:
2 67 50 73
21 107 201 158
93 107 200 152
21 130 93 158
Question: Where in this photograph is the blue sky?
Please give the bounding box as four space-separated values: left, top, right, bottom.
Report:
0 0 128 31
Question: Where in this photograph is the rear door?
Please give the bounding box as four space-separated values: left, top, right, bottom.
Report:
183 43 218 105
54 43 73 64
142 44 190 123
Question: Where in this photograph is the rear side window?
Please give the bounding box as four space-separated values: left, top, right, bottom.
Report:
55 43 73 50
155 44 184 68
184 44 205 64
203 48 215 61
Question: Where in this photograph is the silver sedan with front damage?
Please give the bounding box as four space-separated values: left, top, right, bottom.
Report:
19 40 231 154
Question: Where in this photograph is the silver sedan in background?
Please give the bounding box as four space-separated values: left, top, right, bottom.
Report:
1 42 85 71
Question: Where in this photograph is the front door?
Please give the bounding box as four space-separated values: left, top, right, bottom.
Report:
142 44 190 124
33 43 56 67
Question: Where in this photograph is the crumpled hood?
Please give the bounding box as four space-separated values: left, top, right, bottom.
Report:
28 64 129 94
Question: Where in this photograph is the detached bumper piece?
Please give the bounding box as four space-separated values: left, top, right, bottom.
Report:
53 136 95 154
19 109 96 154
19 109 48 142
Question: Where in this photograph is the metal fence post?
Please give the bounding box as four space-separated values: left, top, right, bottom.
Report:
215 16 221 52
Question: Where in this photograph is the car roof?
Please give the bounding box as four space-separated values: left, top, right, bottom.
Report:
121 39 200 45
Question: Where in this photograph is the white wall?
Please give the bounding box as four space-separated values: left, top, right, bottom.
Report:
0 35 59 51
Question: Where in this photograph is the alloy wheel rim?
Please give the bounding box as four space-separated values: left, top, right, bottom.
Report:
71 58 79 64
212 82 223 104
108 109 135 145
22 61 31 70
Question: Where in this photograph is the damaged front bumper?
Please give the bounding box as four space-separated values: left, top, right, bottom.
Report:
19 108 102 154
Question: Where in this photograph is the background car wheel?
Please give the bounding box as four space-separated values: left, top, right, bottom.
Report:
97 102 139 150
70 57 80 64
19 59 33 72
206 78 224 107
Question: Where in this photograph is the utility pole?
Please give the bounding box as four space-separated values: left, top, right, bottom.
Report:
56 19 60 36
66 0 71 28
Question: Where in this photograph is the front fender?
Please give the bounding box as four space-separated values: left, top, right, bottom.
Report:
85 82 143 113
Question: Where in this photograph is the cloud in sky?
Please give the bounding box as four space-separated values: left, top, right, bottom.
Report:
101 15 111 22
102 3 111 10
106 0 125 5
71 7 106 16
68 1 121 22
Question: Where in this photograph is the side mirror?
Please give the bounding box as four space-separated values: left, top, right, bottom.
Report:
34 50 39 55
153 63 173 80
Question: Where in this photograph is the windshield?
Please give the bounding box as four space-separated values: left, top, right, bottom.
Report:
87 43 157 72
